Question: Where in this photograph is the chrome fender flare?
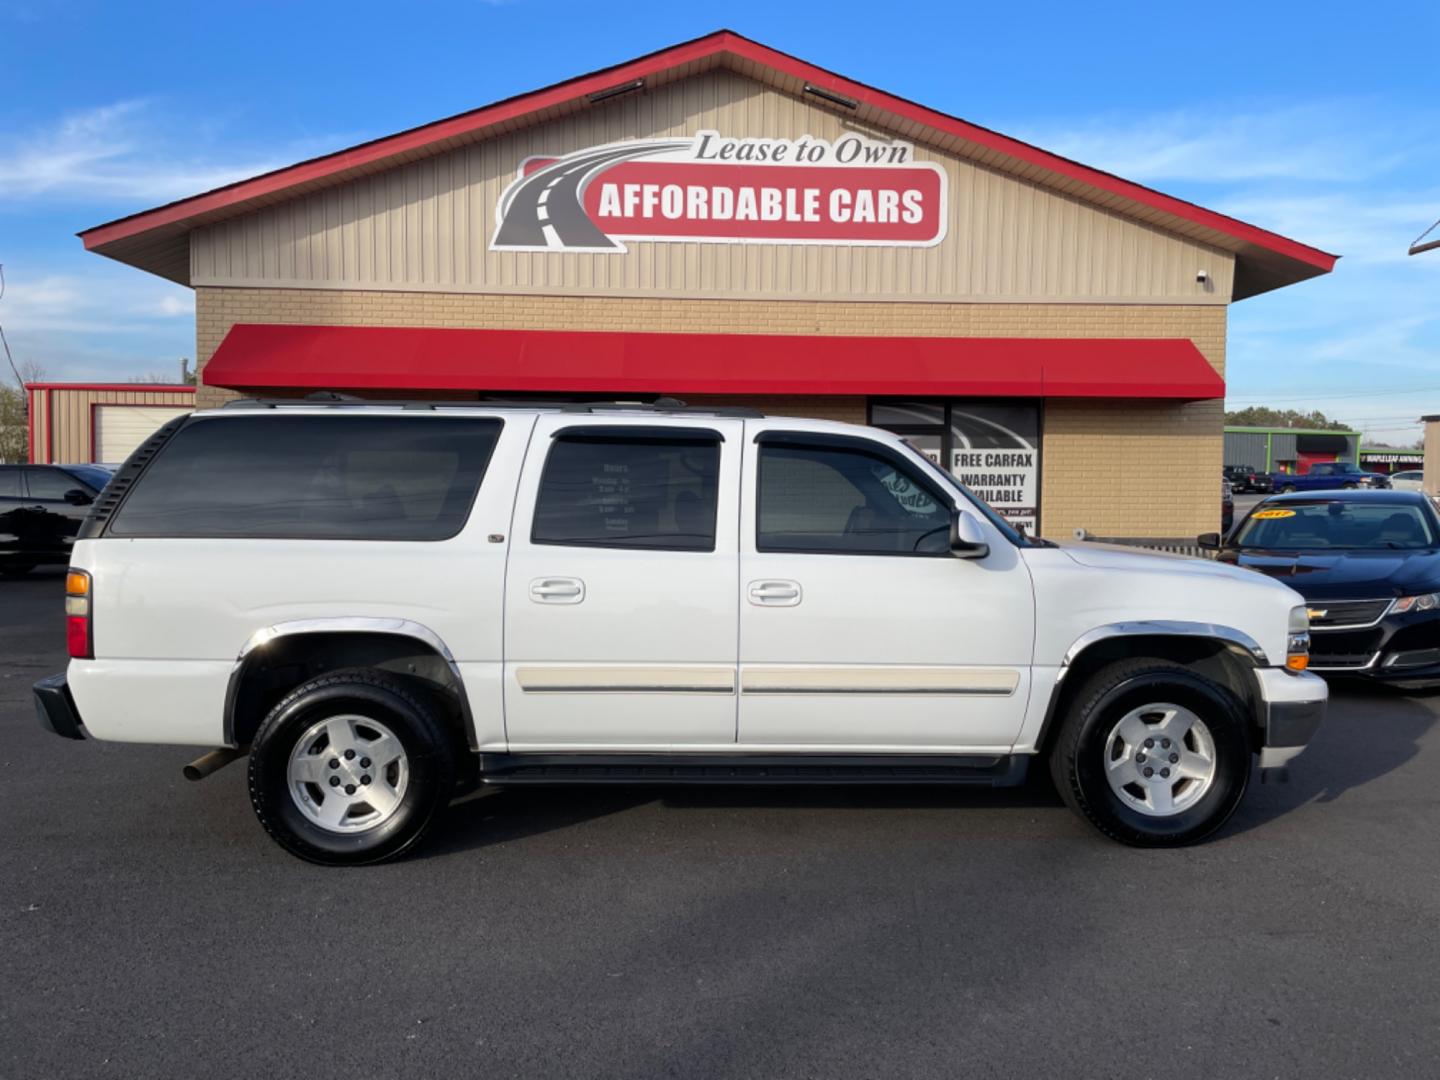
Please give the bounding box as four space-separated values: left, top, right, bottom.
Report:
1059 620 1270 679
223 617 475 748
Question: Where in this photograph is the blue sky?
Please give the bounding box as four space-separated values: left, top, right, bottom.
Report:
2 0 1437 440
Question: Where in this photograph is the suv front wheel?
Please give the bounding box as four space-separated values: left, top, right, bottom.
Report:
1049 659 1251 846
248 669 458 865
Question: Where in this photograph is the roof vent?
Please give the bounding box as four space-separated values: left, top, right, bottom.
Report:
803 83 858 110
586 78 644 105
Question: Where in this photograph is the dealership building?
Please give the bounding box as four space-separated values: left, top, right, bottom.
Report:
77 30 1335 537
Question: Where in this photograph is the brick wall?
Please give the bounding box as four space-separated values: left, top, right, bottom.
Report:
195 287 1225 537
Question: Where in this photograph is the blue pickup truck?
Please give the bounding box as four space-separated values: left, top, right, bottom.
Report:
1270 461 1390 492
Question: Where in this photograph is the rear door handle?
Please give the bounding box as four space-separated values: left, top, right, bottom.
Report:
748 580 802 606
529 577 585 604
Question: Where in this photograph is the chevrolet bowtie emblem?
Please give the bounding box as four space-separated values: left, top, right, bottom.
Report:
1307 608 1328 619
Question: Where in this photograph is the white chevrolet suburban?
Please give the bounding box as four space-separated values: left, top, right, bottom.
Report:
34 398 1326 864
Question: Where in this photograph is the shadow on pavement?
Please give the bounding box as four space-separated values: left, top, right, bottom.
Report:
420 767 1066 859
1225 680 1437 836
427 680 1438 855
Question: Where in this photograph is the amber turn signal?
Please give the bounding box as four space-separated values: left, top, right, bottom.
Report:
1286 654 1309 672
66 571 90 596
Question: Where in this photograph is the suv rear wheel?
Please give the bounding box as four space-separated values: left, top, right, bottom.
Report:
1048 659 1251 846
248 669 458 865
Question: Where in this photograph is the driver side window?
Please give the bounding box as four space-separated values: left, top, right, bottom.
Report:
757 440 952 555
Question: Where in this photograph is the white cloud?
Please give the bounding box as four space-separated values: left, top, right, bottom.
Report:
1015 100 1423 185
0 264 195 386
154 294 194 317
0 100 312 203
1 268 191 335
1216 191 1440 264
1015 98 1440 442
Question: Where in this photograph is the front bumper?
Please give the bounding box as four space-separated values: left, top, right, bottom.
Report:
1253 667 1327 768
1310 607 1440 685
33 673 86 740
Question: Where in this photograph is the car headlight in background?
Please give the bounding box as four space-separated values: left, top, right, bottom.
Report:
1390 593 1440 614
1286 605 1310 671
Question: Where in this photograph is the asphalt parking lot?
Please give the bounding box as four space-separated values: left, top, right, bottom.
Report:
4 568 1440 1080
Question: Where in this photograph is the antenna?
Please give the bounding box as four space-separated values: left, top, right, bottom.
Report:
1410 217 1440 256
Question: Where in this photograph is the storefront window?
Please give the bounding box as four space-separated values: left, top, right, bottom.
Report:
870 399 1041 534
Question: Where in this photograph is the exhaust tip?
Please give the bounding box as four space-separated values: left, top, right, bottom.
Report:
184 747 243 782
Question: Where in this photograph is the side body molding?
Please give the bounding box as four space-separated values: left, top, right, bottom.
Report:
223 617 477 749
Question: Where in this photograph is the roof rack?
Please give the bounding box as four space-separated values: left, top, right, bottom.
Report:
219 393 764 419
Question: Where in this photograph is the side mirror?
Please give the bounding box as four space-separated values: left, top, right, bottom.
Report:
63 489 93 506
950 509 990 560
1196 532 1221 550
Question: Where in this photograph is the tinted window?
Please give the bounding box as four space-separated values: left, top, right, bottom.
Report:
109 415 501 540
1234 500 1439 551
0 469 20 499
24 468 79 500
758 442 952 555
532 434 719 551
63 466 113 492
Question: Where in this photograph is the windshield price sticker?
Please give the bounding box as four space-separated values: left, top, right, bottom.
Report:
1253 508 1296 520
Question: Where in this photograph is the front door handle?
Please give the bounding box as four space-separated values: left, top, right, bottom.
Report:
529 577 585 604
748 579 802 607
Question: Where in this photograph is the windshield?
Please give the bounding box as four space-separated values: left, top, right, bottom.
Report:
63 465 114 492
1233 500 1440 550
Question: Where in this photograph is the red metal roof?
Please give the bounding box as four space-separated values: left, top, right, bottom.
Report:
203 324 1225 400
25 382 195 393
78 30 1335 298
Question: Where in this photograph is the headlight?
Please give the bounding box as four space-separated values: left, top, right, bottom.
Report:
1391 593 1440 613
1286 605 1310 671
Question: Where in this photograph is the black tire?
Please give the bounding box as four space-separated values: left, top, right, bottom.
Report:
1281 484 1296 493
248 668 459 865
0 563 36 579
1048 659 1251 847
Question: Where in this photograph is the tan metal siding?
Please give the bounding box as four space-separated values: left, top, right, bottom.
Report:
30 389 50 463
191 70 1234 305
38 389 194 463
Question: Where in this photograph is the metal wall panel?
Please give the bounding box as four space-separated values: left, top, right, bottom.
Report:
191 70 1234 305
38 389 194 463
1223 431 1268 470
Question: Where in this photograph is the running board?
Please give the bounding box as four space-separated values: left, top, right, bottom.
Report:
477 753 1028 787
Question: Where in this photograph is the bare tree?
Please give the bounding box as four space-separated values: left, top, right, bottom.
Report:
0 359 45 463
128 359 194 385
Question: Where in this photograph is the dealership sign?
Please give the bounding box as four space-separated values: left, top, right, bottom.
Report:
946 405 1040 534
491 132 948 253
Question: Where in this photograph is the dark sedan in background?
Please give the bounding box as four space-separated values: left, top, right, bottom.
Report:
0 464 114 578
1201 490 1440 686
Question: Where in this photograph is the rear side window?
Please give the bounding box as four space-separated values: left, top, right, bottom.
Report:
532 432 720 551
24 468 80 501
108 415 501 540
0 469 20 498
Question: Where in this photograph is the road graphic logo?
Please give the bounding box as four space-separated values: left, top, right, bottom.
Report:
490 131 948 253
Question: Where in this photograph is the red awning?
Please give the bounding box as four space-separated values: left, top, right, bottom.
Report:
203 324 1224 400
